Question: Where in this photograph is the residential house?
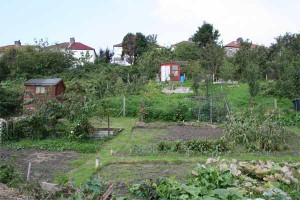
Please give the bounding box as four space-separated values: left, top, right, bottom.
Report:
24 78 65 112
51 38 97 63
224 38 258 57
112 42 131 66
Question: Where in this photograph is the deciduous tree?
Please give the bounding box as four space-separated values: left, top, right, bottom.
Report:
192 21 220 48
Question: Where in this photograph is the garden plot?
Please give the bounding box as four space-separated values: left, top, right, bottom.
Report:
117 124 224 156
163 125 223 141
98 162 196 197
0 147 79 182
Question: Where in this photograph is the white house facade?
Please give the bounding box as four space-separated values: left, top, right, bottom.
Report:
51 38 97 63
112 43 131 66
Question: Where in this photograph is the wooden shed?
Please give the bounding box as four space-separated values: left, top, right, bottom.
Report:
160 62 181 82
24 78 65 111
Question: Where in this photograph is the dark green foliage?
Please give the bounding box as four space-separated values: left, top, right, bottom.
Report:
4 138 109 153
97 48 114 63
201 42 225 77
82 178 109 196
0 86 21 117
144 102 192 122
0 159 21 187
0 46 74 79
173 42 201 61
136 47 174 80
121 32 149 65
192 21 220 48
15 99 66 139
157 138 230 155
129 165 243 199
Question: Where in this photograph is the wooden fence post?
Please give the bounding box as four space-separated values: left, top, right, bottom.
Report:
274 99 278 113
123 96 126 117
107 112 110 136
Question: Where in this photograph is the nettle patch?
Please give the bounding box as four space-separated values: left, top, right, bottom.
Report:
126 158 300 200
224 112 289 152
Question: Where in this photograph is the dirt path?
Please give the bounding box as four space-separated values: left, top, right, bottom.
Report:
0 147 79 182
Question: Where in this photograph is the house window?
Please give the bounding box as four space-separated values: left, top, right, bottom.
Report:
228 48 233 56
172 65 179 76
36 86 46 94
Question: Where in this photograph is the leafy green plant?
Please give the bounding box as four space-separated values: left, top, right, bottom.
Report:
0 159 22 187
129 164 244 199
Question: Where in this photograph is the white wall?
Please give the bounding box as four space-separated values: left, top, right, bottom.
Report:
112 46 131 66
72 50 97 63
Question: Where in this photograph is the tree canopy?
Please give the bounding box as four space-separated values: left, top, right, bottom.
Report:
192 21 220 48
121 32 151 64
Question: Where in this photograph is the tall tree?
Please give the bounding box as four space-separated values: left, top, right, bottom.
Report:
122 33 136 64
201 43 225 77
192 21 220 48
121 32 153 65
105 48 114 63
146 34 158 45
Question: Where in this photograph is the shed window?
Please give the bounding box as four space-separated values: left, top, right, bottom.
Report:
172 65 179 76
36 86 46 94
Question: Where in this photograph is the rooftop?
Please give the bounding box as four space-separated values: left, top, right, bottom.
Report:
24 78 63 86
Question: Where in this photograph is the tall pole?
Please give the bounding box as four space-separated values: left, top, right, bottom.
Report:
123 96 126 117
210 98 213 125
107 112 110 136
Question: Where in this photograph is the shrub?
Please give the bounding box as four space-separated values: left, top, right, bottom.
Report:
0 159 22 187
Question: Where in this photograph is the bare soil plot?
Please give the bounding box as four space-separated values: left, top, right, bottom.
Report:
0 183 30 200
163 125 224 141
132 124 224 141
0 147 79 182
98 162 196 197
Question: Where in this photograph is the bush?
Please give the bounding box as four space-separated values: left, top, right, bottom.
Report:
0 159 22 187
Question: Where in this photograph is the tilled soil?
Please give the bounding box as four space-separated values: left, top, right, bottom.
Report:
0 183 30 200
0 147 79 182
162 125 224 141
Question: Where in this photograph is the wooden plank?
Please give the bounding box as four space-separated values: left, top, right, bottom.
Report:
99 184 114 200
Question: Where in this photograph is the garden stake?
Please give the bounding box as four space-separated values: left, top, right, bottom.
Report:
95 156 100 168
27 162 31 180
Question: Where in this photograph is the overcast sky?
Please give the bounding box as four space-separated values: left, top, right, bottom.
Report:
1 0 300 51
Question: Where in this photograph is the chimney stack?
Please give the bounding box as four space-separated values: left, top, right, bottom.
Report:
70 37 75 44
14 40 21 46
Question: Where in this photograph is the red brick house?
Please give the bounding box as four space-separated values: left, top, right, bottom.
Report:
24 78 65 111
